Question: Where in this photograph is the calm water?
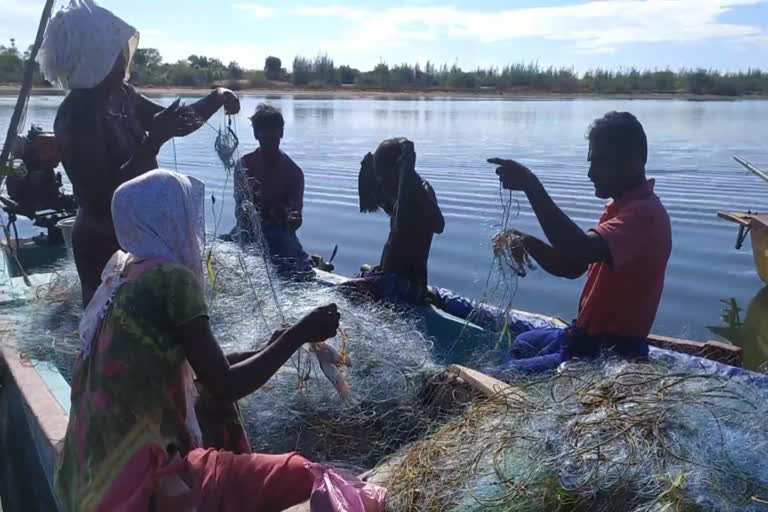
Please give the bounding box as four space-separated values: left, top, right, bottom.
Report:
2 94 768 369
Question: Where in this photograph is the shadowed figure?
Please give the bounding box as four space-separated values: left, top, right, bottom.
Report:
228 104 331 279
339 138 445 305
44 0 240 306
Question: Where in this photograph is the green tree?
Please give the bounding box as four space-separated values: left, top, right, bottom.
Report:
339 65 357 84
264 56 282 80
0 39 23 83
313 53 336 84
228 61 244 80
292 56 312 85
134 48 162 68
130 48 164 85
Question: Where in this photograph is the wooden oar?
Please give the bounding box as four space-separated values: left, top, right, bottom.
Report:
734 155 768 185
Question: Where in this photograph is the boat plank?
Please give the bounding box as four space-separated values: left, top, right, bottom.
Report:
285 366 516 512
450 364 513 397
647 334 742 367
749 215 768 231
718 211 753 226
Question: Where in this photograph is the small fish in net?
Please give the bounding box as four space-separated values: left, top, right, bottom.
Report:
492 229 535 277
311 333 353 401
214 117 239 170
338 326 350 364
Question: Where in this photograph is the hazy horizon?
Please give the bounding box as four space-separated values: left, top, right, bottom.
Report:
2 0 767 74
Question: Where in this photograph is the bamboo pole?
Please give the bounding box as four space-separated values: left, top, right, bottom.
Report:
734 155 768 185
0 0 57 188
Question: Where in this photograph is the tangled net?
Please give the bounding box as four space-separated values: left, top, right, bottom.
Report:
7 249 768 507
384 358 768 512
9 241 467 472
482 185 526 313
205 244 462 470
492 229 534 278
214 117 239 171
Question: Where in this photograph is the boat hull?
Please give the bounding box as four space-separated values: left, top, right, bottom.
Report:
751 222 768 285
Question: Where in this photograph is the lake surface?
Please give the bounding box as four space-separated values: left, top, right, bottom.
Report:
2 94 768 369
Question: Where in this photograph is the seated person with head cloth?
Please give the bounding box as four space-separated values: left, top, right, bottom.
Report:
55 168 342 511
339 138 445 305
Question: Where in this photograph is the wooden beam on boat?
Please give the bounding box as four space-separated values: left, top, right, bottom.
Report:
718 211 754 227
449 364 513 397
647 334 742 367
285 366 516 512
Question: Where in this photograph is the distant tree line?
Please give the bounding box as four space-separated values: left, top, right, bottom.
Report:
1 41 766 97
0 39 46 86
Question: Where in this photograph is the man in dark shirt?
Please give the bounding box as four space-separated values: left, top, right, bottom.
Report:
232 104 314 277
340 138 445 304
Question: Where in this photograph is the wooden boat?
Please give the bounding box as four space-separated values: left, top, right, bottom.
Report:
313 270 744 368
719 210 768 285
719 156 768 285
0 260 752 511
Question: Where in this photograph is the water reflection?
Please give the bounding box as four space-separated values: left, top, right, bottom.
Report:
708 287 768 371
293 104 334 123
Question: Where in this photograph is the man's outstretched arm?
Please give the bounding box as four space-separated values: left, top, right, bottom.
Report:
489 158 610 268
518 234 588 279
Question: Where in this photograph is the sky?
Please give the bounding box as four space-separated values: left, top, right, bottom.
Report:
2 0 767 73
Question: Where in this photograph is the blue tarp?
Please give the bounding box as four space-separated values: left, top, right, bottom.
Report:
431 286 768 388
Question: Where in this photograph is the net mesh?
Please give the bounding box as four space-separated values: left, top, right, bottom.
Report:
4 254 768 509
384 358 768 512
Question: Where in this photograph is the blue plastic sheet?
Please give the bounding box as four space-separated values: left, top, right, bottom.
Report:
432 286 768 387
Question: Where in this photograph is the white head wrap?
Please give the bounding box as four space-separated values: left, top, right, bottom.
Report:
112 169 206 285
79 169 206 447
37 0 139 89
79 169 206 354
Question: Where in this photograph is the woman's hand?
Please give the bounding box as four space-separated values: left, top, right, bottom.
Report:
293 304 341 344
148 99 204 148
218 88 241 115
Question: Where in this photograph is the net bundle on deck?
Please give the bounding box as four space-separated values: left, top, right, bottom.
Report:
204 243 471 471
384 358 768 512
9 240 472 472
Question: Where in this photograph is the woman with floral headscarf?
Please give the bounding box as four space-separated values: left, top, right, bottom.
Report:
39 0 240 307
55 170 341 511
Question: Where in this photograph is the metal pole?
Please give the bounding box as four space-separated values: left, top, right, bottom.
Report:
734 155 768 185
0 0 57 188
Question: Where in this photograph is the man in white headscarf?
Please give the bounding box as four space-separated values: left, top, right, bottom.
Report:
39 0 241 307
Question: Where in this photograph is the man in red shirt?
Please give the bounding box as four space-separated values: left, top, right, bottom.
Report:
487 111 671 376
231 104 315 277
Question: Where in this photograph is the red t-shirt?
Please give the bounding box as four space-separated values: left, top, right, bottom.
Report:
577 179 671 338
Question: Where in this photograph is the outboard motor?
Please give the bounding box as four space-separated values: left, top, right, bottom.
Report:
1 125 77 246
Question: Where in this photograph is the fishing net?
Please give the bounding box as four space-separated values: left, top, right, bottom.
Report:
384 358 768 512
214 118 239 172
5 240 474 472
6 246 768 509
203 243 470 471
482 186 528 313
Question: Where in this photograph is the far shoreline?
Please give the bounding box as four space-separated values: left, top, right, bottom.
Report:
1 85 766 101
